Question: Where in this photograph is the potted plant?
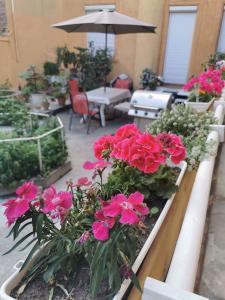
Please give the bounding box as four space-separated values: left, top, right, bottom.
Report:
140 68 162 90
43 61 60 84
41 97 50 110
0 124 187 300
19 65 48 108
183 69 225 112
51 83 67 106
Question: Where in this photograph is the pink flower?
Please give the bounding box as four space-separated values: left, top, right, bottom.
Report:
157 133 186 164
78 231 90 244
74 177 92 187
94 135 115 160
16 182 38 200
103 192 149 225
114 124 140 140
183 70 225 95
92 209 115 241
42 186 73 223
83 160 112 170
2 182 38 226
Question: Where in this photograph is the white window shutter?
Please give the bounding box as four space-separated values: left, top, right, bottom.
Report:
217 7 225 53
85 5 115 55
163 7 197 84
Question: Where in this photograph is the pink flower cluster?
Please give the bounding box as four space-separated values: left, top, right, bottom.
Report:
92 192 149 241
183 69 224 95
2 182 73 226
93 124 186 173
3 182 38 226
41 186 73 223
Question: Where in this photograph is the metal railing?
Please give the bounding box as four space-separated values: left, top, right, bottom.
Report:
0 112 65 172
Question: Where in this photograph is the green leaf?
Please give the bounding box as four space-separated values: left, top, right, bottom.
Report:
150 207 160 215
3 231 34 255
19 237 38 251
36 214 44 242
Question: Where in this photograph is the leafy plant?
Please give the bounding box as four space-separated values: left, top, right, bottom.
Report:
0 115 68 187
0 79 13 97
147 105 217 170
43 62 59 76
0 98 29 126
140 68 162 90
19 65 48 96
56 46 113 91
2 124 185 299
103 163 177 202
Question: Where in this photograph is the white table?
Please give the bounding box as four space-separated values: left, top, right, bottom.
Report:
86 87 131 126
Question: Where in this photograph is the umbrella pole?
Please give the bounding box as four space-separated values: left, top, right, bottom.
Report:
104 24 108 92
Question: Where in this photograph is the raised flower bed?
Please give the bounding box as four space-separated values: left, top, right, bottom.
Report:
183 69 224 112
0 124 187 300
0 107 69 195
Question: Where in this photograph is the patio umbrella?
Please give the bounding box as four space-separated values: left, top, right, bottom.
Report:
51 10 156 89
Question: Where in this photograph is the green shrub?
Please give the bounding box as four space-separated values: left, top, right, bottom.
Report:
43 61 59 76
0 141 39 187
0 98 29 126
0 115 68 187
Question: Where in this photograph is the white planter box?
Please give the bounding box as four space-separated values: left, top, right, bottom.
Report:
185 99 214 113
30 93 46 108
0 162 187 300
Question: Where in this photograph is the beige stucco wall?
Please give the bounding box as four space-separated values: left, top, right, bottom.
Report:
0 0 162 88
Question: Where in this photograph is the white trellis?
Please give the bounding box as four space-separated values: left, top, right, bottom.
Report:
0 112 65 172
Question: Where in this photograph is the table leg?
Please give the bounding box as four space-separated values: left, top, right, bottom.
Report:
100 104 106 127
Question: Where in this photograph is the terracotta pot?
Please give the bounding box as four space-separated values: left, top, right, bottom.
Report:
42 101 50 110
57 97 66 106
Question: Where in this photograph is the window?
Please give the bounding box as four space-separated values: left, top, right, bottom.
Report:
217 6 225 53
85 4 115 55
0 0 8 35
163 6 197 84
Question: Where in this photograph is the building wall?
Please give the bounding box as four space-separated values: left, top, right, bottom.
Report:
0 0 224 88
0 0 162 88
0 0 7 34
159 0 225 80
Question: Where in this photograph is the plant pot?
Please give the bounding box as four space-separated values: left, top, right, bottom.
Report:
30 93 46 109
185 99 214 113
57 97 66 106
0 162 187 300
42 101 50 110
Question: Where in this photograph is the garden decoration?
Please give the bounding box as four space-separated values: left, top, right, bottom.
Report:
2 124 186 300
52 10 156 90
148 105 217 170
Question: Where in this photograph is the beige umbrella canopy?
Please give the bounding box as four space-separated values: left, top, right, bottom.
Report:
51 10 156 35
51 10 156 88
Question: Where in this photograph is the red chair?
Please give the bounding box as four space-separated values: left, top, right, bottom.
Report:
69 79 79 98
111 74 133 91
69 92 100 134
113 79 130 89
